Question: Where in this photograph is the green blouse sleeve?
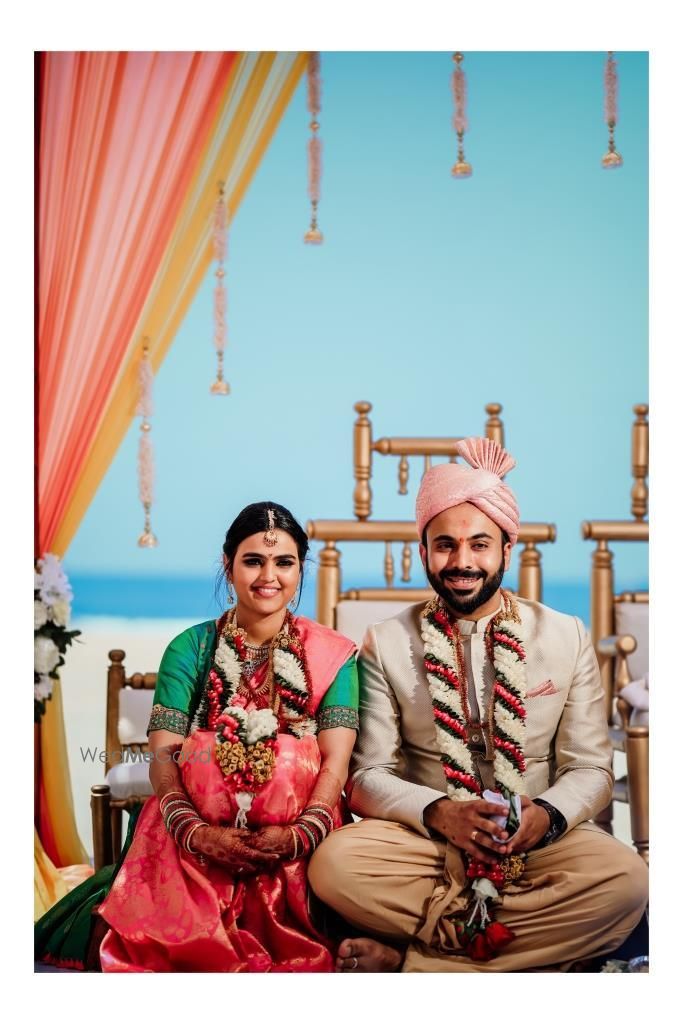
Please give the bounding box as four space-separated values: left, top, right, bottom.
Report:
148 621 215 736
317 655 359 732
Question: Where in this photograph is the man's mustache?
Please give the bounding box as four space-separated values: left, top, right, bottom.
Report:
439 569 485 582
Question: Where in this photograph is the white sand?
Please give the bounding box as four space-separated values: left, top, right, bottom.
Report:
59 616 634 862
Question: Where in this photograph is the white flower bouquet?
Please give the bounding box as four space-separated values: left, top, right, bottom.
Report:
34 554 81 722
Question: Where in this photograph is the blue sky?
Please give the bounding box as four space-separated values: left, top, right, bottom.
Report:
64 51 648 600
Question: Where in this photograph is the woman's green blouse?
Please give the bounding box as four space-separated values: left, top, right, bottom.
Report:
148 620 358 736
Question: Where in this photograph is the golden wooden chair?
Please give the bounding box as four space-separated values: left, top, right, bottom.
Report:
350 399 505 521
308 400 556 640
90 651 156 871
582 404 649 862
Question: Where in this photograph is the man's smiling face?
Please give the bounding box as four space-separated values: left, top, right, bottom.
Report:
420 502 511 618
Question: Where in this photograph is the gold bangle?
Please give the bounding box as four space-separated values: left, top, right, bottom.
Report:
185 821 207 854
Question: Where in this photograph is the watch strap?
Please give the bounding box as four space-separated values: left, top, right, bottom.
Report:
532 797 567 847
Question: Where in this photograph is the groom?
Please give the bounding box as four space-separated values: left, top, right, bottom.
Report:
309 437 648 972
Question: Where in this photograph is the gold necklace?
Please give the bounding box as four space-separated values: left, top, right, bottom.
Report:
226 607 288 713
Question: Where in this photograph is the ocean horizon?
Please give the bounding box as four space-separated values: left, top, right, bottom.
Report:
69 573 649 630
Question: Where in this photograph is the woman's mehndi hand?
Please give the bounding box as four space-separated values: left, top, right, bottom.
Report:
246 825 296 859
193 825 279 874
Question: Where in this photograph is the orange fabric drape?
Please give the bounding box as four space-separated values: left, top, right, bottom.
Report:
37 51 236 555
51 52 308 557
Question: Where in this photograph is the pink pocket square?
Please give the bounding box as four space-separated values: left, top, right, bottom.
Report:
527 679 559 698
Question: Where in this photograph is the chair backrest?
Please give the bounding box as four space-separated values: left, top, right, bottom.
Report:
307 518 556 633
582 404 649 719
104 650 157 775
351 400 505 520
308 401 556 635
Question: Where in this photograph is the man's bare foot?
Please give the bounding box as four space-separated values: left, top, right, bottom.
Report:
335 937 403 973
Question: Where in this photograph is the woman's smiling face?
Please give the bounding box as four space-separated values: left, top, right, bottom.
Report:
227 530 301 617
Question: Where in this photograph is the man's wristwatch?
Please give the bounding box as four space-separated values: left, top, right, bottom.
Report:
532 798 567 848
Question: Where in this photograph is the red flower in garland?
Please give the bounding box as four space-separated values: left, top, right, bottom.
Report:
459 921 516 962
485 920 516 952
468 933 493 961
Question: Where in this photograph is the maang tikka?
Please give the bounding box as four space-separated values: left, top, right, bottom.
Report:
264 509 278 547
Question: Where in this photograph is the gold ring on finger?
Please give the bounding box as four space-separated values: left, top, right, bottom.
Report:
471 829 478 842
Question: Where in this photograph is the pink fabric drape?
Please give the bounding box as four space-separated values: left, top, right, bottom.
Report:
37 51 236 554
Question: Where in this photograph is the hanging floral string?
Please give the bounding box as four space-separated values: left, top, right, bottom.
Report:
304 52 323 243
136 341 158 547
210 182 230 393
451 52 472 178
602 52 623 169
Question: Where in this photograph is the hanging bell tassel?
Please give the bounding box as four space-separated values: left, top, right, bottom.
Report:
304 52 324 243
136 342 158 547
451 52 473 178
210 183 231 393
602 52 623 169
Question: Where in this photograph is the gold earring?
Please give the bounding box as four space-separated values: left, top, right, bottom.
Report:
227 581 235 604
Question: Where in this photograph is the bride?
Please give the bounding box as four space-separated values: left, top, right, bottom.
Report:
93 501 358 971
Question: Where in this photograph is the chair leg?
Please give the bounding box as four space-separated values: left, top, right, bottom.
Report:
110 805 123 861
91 784 113 872
625 726 649 864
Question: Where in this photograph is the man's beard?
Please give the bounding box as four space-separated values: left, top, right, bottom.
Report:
425 555 506 617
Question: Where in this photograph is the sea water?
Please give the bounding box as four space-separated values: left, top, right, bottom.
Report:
70 573 648 629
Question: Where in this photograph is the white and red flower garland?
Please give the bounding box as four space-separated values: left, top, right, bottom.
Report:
421 589 528 961
191 611 316 825
272 626 318 738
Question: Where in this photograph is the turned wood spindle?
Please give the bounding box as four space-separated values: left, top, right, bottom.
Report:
518 542 541 603
384 542 395 588
402 542 412 583
630 404 649 521
398 455 409 495
317 541 341 628
484 402 504 449
422 455 432 478
106 650 126 775
353 401 373 520
613 634 638 731
624 727 649 863
590 541 616 723
91 785 113 871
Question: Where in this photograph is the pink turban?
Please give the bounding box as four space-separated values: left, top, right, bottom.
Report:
415 436 520 545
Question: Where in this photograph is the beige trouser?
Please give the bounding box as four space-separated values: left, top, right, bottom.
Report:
308 818 648 972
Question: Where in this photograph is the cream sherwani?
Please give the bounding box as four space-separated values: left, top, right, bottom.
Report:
309 598 649 972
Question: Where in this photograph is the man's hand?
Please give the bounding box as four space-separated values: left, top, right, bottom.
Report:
192 825 280 874
424 796 511 864
504 796 550 854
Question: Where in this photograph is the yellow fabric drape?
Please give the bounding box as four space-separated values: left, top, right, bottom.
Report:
41 679 89 865
34 829 93 922
51 51 307 557
34 829 69 921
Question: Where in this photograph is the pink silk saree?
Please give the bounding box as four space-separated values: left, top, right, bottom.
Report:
98 619 354 973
